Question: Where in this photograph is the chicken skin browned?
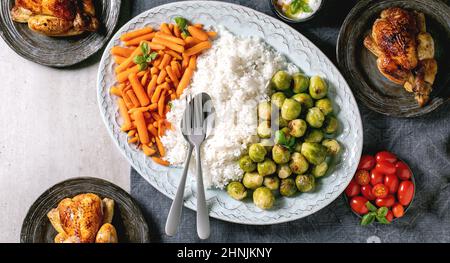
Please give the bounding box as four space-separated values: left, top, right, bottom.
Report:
11 0 99 36
364 7 438 106
47 193 118 243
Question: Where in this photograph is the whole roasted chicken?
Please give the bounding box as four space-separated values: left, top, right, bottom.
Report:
47 193 118 243
364 7 438 106
11 0 99 36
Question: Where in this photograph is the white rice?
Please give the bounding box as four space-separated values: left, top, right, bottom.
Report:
161 27 297 189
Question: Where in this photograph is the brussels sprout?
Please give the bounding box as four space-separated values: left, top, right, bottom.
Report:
280 178 297 197
271 92 286 109
239 155 256 172
301 142 327 165
281 98 302 120
274 116 288 128
253 187 275 210
315 98 333 116
309 76 328 99
306 107 325 128
263 176 280 191
304 129 324 143
258 101 272 121
292 73 310 93
288 119 307 138
226 182 248 200
323 116 339 134
242 172 263 190
272 71 292 91
277 164 292 179
294 142 303 152
272 144 291 164
289 152 309 175
257 121 272 139
248 143 267 162
292 93 314 110
295 174 315 192
257 158 277 176
311 162 328 178
322 139 341 156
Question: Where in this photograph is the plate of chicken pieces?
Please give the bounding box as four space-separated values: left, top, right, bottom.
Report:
21 177 149 243
337 0 450 117
0 0 121 67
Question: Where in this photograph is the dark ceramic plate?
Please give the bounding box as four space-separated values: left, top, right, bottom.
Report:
21 177 149 243
0 0 121 67
337 0 450 117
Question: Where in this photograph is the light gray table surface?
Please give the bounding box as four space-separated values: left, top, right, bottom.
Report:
128 0 450 243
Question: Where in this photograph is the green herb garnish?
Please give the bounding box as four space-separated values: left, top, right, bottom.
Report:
365 201 377 212
289 0 313 15
275 130 296 151
361 204 391 226
174 17 190 37
361 212 376 226
133 42 158 71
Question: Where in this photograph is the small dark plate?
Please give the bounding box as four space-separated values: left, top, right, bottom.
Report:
0 0 121 67
21 177 149 243
337 0 450 117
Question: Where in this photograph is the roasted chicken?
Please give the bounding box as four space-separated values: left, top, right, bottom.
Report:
364 7 438 106
11 0 99 36
47 193 118 243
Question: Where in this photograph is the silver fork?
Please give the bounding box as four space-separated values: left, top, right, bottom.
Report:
165 94 194 237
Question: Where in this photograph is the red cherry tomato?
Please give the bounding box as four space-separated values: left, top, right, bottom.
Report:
370 169 384 185
384 173 399 194
345 179 360 197
392 203 405 218
386 210 394 222
395 161 412 180
375 161 396 174
355 170 370 186
350 196 369 214
361 185 376 200
375 194 395 207
375 151 397 163
358 155 376 170
372 183 389 198
398 180 414 206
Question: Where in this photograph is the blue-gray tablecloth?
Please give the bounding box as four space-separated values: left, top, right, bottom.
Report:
129 0 450 243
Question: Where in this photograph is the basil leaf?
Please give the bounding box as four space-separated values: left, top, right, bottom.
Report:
275 130 287 145
377 207 389 218
288 137 296 147
138 63 148 71
361 212 376 226
289 0 313 15
376 216 390 224
365 201 377 212
133 55 146 64
148 52 158 61
141 42 149 55
174 17 188 30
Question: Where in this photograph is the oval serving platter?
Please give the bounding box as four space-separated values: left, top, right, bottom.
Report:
97 1 363 225
0 0 121 67
21 177 149 243
337 0 450 118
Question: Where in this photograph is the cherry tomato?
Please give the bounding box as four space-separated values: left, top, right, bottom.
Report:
395 161 412 180
345 179 360 197
398 180 414 206
384 173 399 194
372 183 389 198
375 194 395 207
355 170 370 186
375 151 397 163
370 169 384 185
361 185 376 200
358 155 376 170
375 161 396 174
392 203 405 218
350 196 369 214
386 210 394 222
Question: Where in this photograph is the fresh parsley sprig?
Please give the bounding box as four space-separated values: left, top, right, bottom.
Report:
133 42 158 71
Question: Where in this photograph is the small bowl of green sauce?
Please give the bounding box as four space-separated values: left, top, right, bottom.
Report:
269 0 323 23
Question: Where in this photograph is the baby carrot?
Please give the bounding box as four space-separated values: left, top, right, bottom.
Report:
165 65 179 87
152 157 169 166
114 56 126 64
157 69 167 85
120 27 153 41
147 75 158 98
128 129 137 137
115 46 143 74
126 90 141 108
184 41 211 57
155 32 185 46
148 42 165 50
155 137 166 157
188 55 197 70
160 23 172 35
111 46 135 57
207 31 217 38
187 26 209 41
165 50 182 60
133 111 150 144
124 32 156 46
176 67 194 96
152 37 184 53
142 144 157 156
173 25 181 38
171 61 181 78
116 64 140 83
129 72 150 106
158 54 172 70
118 98 132 128
151 84 163 104
158 90 167 116
128 137 139 144
147 124 158 137
110 86 122 97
